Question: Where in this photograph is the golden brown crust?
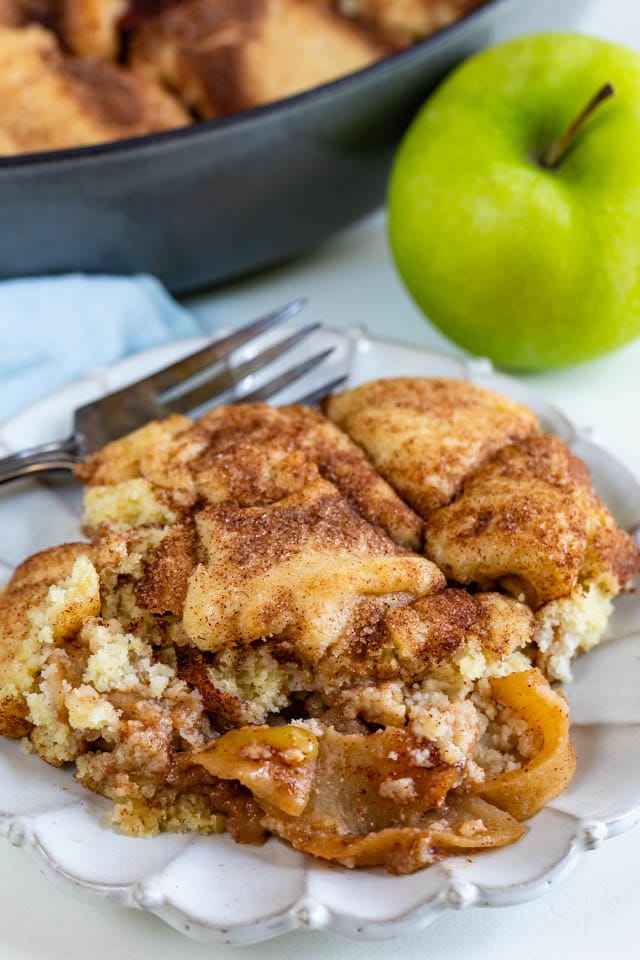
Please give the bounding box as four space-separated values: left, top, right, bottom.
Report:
0 696 31 738
425 436 588 606
183 475 443 659
77 403 423 550
583 495 640 592
425 435 640 606
0 0 487 155
75 415 193 486
57 0 128 59
0 580 54 736
0 0 129 59
9 542 93 591
326 377 540 518
128 0 388 119
0 24 190 156
134 521 198 615
195 403 423 548
319 588 533 693
386 588 534 669
190 471 404 577
336 0 487 48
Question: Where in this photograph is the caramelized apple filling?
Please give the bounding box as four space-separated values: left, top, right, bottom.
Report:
194 720 529 874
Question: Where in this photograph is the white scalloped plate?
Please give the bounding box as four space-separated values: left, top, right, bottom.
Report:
1 327 639 946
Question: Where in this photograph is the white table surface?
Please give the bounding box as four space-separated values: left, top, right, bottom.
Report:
2 0 640 957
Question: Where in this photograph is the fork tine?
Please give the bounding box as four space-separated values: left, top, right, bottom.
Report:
291 374 348 408
140 299 306 396
237 347 336 405
162 323 321 416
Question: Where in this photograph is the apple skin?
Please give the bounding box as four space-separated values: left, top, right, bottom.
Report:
388 33 640 370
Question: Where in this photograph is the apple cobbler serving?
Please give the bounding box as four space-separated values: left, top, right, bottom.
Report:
0 0 487 156
1 378 637 874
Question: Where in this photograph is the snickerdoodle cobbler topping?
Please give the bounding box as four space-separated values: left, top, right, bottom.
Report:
1 378 637 874
0 1 489 157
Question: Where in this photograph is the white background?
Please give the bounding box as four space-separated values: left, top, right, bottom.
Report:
2 0 640 957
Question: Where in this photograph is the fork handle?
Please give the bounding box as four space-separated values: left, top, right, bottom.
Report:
0 435 81 486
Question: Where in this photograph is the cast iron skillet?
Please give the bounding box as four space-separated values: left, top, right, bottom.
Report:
0 0 591 293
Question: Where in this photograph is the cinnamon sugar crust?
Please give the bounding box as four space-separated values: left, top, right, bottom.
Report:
128 0 388 119
326 377 540 517
183 475 442 660
77 403 423 549
0 24 190 156
424 434 640 606
0 0 130 59
0 0 490 155
336 0 487 48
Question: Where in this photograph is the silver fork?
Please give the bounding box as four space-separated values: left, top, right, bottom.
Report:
0 300 346 486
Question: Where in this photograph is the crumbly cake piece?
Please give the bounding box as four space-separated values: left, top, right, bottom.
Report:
0 544 96 738
425 434 638 605
0 0 488 154
336 0 487 48
424 435 640 679
76 403 442 706
328 379 639 680
76 403 423 549
325 377 540 517
182 473 440 659
0 540 264 837
174 581 532 731
128 0 388 119
57 0 129 59
0 24 190 156
0 530 556 870
0 0 127 58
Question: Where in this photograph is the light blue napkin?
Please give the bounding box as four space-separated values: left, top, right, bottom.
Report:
0 274 202 424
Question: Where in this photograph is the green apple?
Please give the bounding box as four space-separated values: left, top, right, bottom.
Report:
388 33 640 370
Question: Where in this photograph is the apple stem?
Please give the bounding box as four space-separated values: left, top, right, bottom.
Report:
542 82 616 169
